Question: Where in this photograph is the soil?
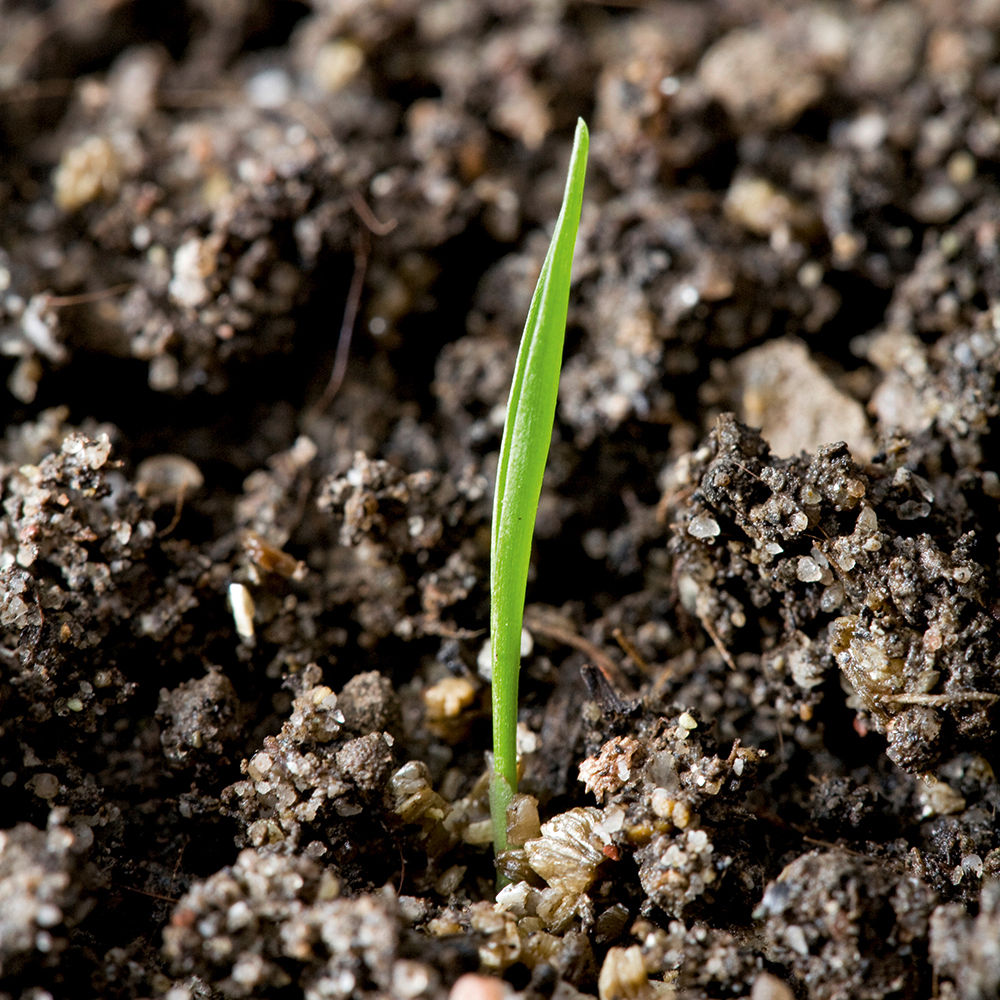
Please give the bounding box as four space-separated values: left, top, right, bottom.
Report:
2 2 1000 998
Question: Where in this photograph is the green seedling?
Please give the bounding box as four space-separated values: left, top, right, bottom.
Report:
490 118 589 856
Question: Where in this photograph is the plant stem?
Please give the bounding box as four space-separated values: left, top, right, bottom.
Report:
490 118 589 856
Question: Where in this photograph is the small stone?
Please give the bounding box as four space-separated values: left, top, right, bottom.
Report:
796 557 823 583
169 237 218 308
28 773 60 799
248 753 273 781
313 40 365 93
598 945 647 1000
448 974 506 1000
228 583 255 641
53 136 122 211
751 973 796 1000
423 676 476 720
688 514 720 539
246 68 292 109
135 454 204 505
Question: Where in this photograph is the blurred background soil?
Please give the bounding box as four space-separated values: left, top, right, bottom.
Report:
1 1 1000 998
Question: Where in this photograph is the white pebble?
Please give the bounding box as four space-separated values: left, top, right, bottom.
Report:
228 582 255 641
688 514 720 539
246 68 291 108
796 557 823 583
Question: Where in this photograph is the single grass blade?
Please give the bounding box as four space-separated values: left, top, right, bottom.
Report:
490 118 589 854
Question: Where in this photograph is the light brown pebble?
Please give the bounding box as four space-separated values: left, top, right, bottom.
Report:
448 974 507 1000
751 972 795 1000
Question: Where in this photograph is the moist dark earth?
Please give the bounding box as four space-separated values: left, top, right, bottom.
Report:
2 1 1000 998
